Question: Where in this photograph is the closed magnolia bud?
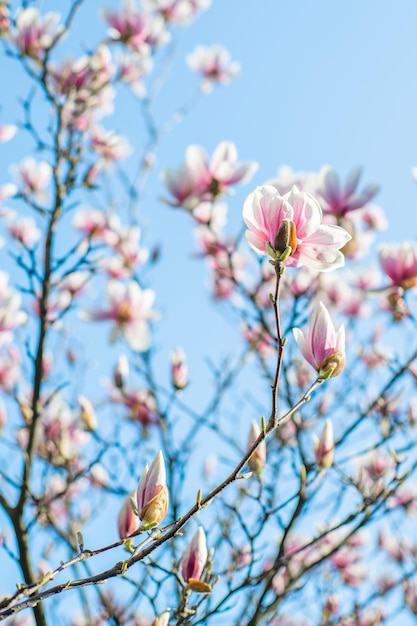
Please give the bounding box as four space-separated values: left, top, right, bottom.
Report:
118 492 139 539
247 420 266 475
78 395 97 431
319 351 346 378
137 451 169 528
170 347 188 390
181 527 208 583
313 419 334 471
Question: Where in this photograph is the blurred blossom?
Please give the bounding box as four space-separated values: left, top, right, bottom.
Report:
145 0 210 25
91 126 132 162
8 215 41 246
378 241 417 290
58 271 90 298
317 166 379 218
78 395 98 431
242 323 275 360
11 8 63 59
162 141 257 210
170 347 188 390
0 124 17 144
89 463 109 488
186 44 240 92
118 492 139 539
0 3 10 36
0 182 17 203
293 301 345 378
137 450 169 527
11 157 52 197
83 280 158 351
102 0 152 51
266 164 323 196
117 50 153 96
243 185 350 271
111 385 158 426
0 345 20 392
0 273 28 343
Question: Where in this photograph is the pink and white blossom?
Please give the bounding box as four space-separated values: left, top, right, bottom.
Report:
243 185 351 271
118 492 139 539
84 280 158 351
293 301 345 378
163 141 258 209
91 126 132 162
8 216 41 246
170 347 188 390
102 0 152 51
247 420 266 474
144 0 209 25
186 45 240 92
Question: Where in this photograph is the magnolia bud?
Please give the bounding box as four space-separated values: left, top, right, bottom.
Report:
78 395 97 431
114 354 129 389
181 527 208 583
170 347 188 390
137 451 169 528
319 351 346 378
118 492 139 539
247 420 266 475
313 419 334 471
273 219 297 256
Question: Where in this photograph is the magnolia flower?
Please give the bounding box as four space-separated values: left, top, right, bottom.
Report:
247 420 266 474
170 347 188 390
83 280 158 351
113 354 129 389
378 242 417 291
118 492 140 539
145 0 209 25
162 141 257 210
313 419 334 470
181 527 208 584
90 126 132 162
317 166 379 218
186 45 240 92
102 0 151 51
137 451 169 528
292 301 345 378
243 185 351 271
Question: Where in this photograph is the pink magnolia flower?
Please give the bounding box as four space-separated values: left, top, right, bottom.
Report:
11 157 52 196
317 166 379 218
137 450 169 527
0 3 10 36
117 51 153 97
111 385 158 426
83 280 158 351
378 241 417 290
118 492 139 539
0 125 17 144
0 183 17 203
266 164 323 196
170 347 188 390
12 8 63 59
247 420 266 474
292 301 345 378
78 395 98 431
312 419 334 470
162 141 258 210
243 185 351 271
181 527 208 583
186 45 240 92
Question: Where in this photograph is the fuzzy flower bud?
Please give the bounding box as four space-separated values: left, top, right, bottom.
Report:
137 451 169 528
313 419 334 471
247 420 266 475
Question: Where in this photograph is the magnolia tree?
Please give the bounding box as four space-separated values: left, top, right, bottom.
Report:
0 1 417 625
